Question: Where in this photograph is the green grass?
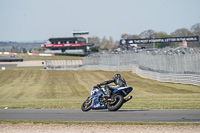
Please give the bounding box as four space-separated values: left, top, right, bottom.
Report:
1 54 82 61
0 67 200 109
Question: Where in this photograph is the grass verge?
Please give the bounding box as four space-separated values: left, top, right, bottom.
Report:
0 68 200 109
0 54 82 61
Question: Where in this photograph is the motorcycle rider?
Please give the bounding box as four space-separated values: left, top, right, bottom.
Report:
96 74 127 98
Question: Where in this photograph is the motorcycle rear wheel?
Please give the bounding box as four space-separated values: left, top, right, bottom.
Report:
81 97 92 112
107 95 124 111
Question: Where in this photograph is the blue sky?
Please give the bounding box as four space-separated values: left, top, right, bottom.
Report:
0 0 200 41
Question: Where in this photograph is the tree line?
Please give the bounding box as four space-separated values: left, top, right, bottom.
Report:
89 23 200 50
0 42 43 53
1 23 199 53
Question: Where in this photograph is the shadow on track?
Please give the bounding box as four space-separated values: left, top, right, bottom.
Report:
90 109 150 112
117 109 150 112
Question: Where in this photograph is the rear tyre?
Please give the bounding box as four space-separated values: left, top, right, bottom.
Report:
107 95 124 111
81 97 92 112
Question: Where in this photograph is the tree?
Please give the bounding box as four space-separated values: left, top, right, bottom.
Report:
191 23 200 36
109 36 113 44
121 34 140 39
100 36 108 50
128 35 140 39
139 29 155 38
191 23 200 47
171 28 193 37
0 48 5 52
154 32 169 38
101 36 108 44
108 36 118 49
171 28 195 47
121 33 129 39
22 48 27 53
11 46 19 53
91 46 99 52
88 36 100 43
154 32 170 48
100 36 118 50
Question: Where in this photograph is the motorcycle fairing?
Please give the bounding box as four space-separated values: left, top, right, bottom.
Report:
112 87 133 97
90 88 106 109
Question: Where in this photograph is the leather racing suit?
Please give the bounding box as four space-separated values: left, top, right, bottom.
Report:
98 75 127 98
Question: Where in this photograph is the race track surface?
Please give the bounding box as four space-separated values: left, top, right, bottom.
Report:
0 109 200 122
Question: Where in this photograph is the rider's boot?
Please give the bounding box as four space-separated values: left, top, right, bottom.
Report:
103 87 111 98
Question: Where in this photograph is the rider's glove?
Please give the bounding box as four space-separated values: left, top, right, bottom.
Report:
93 85 98 88
93 83 101 88
97 83 101 87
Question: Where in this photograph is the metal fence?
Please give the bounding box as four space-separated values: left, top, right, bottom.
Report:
137 52 200 74
82 53 136 71
131 47 200 86
132 64 200 86
82 48 200 74
45 60 82 70
45 49 200 73
44 48 200 86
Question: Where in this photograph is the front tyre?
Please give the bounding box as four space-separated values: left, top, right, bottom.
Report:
81 97 92 112
107 95 124 111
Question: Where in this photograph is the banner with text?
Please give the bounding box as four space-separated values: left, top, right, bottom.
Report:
120 36 199 44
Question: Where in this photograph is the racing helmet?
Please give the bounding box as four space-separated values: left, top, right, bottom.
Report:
113 74 121 80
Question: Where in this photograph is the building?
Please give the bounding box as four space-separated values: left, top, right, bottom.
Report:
72 31 91 43
42 32 93 55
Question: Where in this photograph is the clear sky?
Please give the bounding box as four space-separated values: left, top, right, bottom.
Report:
0 0 200 42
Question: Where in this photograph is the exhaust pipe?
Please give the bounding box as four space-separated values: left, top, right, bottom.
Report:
124 96 132 103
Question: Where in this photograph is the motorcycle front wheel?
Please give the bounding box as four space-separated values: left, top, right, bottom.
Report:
81 97 92 112
107 95 124 111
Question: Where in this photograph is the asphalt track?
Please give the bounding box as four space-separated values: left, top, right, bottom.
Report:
0 109 200 122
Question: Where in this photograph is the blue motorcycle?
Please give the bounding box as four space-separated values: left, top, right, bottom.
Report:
81 86 133 111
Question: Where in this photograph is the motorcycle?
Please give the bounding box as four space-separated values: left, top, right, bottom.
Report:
81 85 133 111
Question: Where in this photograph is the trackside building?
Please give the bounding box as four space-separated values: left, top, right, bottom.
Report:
41 37 94 55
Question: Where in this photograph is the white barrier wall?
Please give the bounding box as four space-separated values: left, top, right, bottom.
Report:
132 65 200 86
0 52 17 55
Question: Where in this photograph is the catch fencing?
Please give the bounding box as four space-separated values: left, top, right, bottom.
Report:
45 48 200 86
132 64 200 86
137 52 200 74
45 60 82 70
81 53 136 71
